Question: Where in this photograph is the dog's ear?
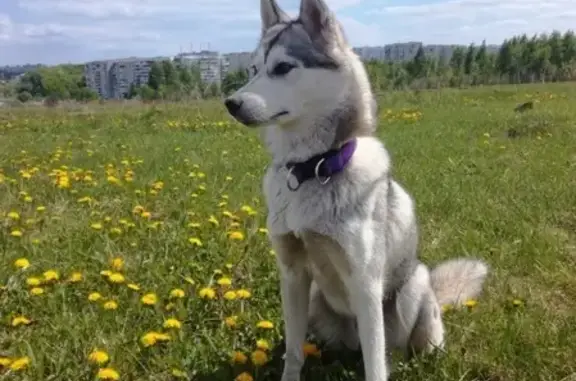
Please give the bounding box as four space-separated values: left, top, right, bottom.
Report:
261 0 290 35
298 0 338 45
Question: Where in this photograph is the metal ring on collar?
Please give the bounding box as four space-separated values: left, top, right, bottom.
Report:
314 158 331 185
285 166 301 191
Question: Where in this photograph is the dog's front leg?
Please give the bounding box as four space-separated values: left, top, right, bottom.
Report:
350 278 388 381
347 246 388 381
272 234 311 381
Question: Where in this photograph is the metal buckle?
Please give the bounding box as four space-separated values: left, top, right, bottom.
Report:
285 166 301 191
314 158 331 185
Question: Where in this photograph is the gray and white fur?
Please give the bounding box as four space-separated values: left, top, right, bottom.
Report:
224 1 489 380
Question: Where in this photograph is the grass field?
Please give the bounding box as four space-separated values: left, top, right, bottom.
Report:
1 82 575 381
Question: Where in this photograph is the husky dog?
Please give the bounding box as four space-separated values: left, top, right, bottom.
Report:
224 0 489 380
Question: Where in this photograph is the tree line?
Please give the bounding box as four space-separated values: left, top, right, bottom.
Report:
364 30 576 92
128 60 247 101
13 64 98 103
8 29 576 103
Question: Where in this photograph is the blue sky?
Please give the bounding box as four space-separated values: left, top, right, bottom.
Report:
1 0 575 65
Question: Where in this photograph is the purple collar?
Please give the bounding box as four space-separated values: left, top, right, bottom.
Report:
285 139 357 191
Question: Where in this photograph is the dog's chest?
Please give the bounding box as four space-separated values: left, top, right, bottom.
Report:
263 167 331 236
301 230 354 316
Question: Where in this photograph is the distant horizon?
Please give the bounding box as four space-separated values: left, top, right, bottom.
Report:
1 38 507 67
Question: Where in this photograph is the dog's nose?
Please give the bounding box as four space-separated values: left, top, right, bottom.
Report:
224 98 243 116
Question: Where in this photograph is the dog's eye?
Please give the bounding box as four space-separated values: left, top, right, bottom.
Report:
272 62 295 76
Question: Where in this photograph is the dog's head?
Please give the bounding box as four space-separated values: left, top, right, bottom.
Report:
224 0 355 128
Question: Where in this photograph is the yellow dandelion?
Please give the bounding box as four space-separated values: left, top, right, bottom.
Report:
251 350 269 366
163 318 182 329
91 222 103 230
106 176 121 185
43 270 60 282
140 332 158 347
235 372 253 381
110 257 124 271
96 367 120 380
303 342 321 358
8 356 30 371
141 293 158 305
88 292 103 302
0 357 11 367
140 211 151 219
69 272 83 283
231 351 248 364
10 230 23 237
26 277 41 286
165 302 175 311
228 231 245 241
225 316 238 328
188 237 203 246
109 227 122 235
140 331 171 347
127 283 140 291
171 369 187 378
223 290 237 300
236 289 252 299
107 273 125 284
240 205 256 214
7 211 20 220
208 215 219 226
30 287 44 296
198 287 216 300
217 277 232 287
512 299 524 307
88 349 109 365
464 299 478 309
256 320 274 329
169 288 185 299
132 205 145 214
103 301 118 310
256 339 270 351
11 316 31 327
36 206 46 212
14 258 30 270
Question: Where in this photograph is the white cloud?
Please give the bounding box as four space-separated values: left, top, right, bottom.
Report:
338 16 384 47
2 0 576 65
18 0 261 20
373 0 576 44
0 14 13 42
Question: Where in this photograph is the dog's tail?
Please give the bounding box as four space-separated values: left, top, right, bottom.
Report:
430 258 489 308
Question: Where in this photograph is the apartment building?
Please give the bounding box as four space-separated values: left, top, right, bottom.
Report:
224 51 253 73
84 56 168 99
84 60 109 98
173 50 229 84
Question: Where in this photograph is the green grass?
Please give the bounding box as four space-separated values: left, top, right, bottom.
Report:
1 82 575 381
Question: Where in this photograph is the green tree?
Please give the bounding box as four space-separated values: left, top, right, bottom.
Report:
221 69 248 95
148 62 165 91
